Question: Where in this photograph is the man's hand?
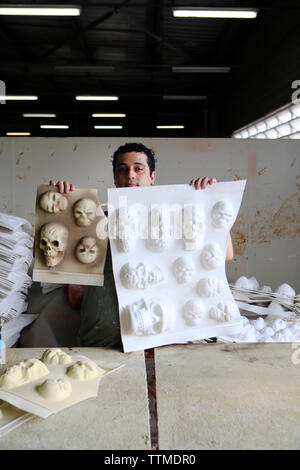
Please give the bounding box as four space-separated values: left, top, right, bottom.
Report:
49 180 76 193
189 177 217 190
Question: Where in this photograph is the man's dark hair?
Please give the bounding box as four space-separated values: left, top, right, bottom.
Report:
112 142 156 175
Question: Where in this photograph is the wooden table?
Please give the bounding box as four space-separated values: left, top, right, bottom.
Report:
0 347 151 450
155 343 300 450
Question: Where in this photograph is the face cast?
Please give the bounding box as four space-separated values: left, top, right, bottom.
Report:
211 200 234 228
39 222 69 267
173 256 195 284
73 198 97 227
39 190 68 214
183 299 205 326
201 243 223 270
114 152 156 188
75 237 98 264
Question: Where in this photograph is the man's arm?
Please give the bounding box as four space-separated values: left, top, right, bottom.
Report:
189 176 234 262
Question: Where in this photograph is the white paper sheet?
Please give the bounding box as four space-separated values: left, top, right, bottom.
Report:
108 181 246 352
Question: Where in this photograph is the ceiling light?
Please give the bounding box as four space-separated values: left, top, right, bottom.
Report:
172 66 230 73
156 125 184 129
23 113 56 118
92 114 126 118
173 8 258 19
94 126 123 129
56 66 114 73
0 95 38 100
40 125 69 129
163 95 206 101
6 132 31 136
0 5 81 16
76 96 119 101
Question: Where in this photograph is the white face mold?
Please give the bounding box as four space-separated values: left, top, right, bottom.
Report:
73 198 97 227
41 348 72 365
182 204 205 251
201 243 223 270
197 277 225 297
39 222 69 267
182 299 205 326
0 358 49 390
147 206 172 252
211 200 234 228
111 208 140 253
39 190 68 214
209 302 240 322
120 262 164 289
75 237 98 264
123 298 173 335
66 360 101 381
173 256 195 284
37 378 72 402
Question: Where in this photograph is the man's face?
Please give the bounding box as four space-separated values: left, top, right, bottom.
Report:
114 152 156 188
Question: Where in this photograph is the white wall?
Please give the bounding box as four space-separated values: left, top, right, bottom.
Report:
1 137 299 291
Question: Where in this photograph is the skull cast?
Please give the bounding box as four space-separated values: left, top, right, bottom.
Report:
173 256 195 284
39 190 68 214
110 208 140 253
201 243 223 270
197 277 225 297
120 262 164 289
39 222 68 267
75 237 98 264
209 301 240 322
122 297 173 336
211 200 234 229
182 204 205 251
73 198 97 227
182 299 205 326
147 206 171 252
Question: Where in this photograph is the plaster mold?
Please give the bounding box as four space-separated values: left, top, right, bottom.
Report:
182 204 205 251
172 256 195 284
275 283 295 305
201 243 223 270
147 206 171 252
0 359 49 390
197 277 225 297
123 297 173 335
73 198 97 227
37 378 72 402
209 302 240 323
182 299 205 326
66 360 101 381
39 190 68 214
41 348 72 365
211 200 234 228
120 262 164 289
237 324 257 342
39 222 68 267
75 237 98 264
270 318 287 332
112 208 140 253
252 317 265 331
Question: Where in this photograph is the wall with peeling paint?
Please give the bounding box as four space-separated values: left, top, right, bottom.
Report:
0 137 299 291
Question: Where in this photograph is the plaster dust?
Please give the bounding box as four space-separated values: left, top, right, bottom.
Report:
33 184 108 286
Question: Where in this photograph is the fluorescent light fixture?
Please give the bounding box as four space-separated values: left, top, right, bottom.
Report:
0 95 38 100
40 125 69 129
76 96 119 101
0 5 81 16
23 113 56 118
173 8 257 19
94 126 123 129
172 66 230 73
163 95 206 101
92 113 126 118
6 132 31 136
56 66 114 73
156 125 184 129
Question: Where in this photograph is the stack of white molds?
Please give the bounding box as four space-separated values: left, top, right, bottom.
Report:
221 276 300 343
0 213 37 346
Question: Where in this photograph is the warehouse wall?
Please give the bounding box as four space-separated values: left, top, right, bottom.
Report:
0 137 299 291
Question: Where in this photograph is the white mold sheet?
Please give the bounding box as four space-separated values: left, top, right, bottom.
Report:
108 181 246 352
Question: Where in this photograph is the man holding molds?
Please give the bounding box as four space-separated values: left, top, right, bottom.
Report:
49 142 233 348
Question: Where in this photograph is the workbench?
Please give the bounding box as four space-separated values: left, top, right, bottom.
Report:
1 343 300 450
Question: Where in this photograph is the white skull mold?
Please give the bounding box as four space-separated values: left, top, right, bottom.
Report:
173 256 195 284
111 208 140 253
147 206 171 252
39 190 68 214
209 302 240 322
75 237 98 264
120 262 164 289
201 243 223 269
122 298 173 335
183 299 205 326
39 222 69 267
73 198 97 227
197 277 225 297
182 204 205 251
211 200 234 228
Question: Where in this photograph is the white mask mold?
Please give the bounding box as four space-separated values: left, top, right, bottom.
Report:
201 243 223 270
122 297 173 335
209 302 240 322
211 200 234 229
197 277 225 297
120 262 164 289
147 206 172 252
182 204 205 251
182 299 205 326
173 256 195 284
